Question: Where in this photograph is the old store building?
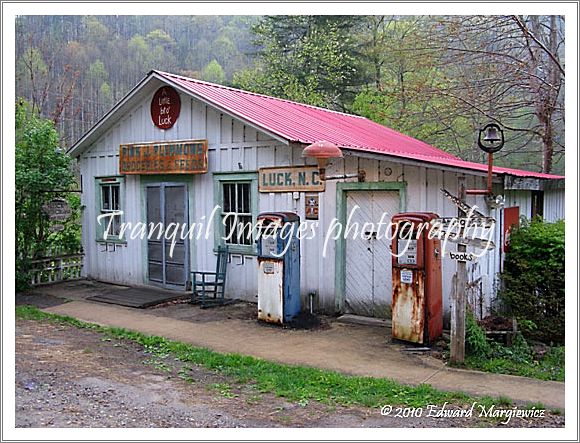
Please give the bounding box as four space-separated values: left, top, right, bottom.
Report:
68 70 565 321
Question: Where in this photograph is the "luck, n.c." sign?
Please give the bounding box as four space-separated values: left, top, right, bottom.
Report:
259 166 325 192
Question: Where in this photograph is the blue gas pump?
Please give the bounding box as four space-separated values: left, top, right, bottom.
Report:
257 212 301 324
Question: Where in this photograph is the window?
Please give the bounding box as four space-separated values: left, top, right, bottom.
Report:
96 177 124 241
222 182 253 246
214 173 258 254
531 190 544 219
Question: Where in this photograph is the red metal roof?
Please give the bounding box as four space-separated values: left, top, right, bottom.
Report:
155 70 563 180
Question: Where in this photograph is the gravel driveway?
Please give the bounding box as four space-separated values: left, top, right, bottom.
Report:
15 318 565 428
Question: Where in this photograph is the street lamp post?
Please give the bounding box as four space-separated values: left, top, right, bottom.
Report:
451 122 505 364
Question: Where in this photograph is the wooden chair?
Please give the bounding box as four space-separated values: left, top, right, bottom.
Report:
191 246 229 308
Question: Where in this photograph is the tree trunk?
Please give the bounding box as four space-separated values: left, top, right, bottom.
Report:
542 117 554 173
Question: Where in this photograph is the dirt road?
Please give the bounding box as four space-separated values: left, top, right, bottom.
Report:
15 319 565 428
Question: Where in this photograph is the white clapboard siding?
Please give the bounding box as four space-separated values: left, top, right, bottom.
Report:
544 188 565 222
504 190 533 219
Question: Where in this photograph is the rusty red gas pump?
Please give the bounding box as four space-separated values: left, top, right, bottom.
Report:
391 213 443 345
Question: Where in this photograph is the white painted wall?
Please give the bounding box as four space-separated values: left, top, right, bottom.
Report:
544 188 565 222
504 190 533 220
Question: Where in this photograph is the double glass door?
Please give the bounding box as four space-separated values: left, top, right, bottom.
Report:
146 183 189 289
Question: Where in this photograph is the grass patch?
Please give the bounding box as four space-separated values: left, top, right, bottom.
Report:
463 310 564 382
177 367 196 383
17 305 511 410
464 352 564 382
210 382 239 399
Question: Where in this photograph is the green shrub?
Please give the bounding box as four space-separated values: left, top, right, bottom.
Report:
499 218 564 344
465 310 491 358
15 100 80 291
464 310 564 381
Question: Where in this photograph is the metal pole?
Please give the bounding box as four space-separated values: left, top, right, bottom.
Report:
466 152 494 196
450 176 467 364
487 153 494 194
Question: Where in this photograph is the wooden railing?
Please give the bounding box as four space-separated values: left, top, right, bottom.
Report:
29 250 84 286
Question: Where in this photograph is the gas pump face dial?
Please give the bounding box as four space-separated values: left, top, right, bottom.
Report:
397 239 418 265
264 237 277 256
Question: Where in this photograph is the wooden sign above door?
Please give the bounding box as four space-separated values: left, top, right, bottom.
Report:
119 140 208 174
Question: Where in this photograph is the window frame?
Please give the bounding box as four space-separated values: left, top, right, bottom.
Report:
213 172 258 255
95 176 125 243
531 190 544 219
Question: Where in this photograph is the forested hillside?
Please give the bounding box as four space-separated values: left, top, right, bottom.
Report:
15 15 564 174
16 16 257 146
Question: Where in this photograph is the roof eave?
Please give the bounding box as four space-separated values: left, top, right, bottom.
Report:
340 148 492 179
340 148 564 181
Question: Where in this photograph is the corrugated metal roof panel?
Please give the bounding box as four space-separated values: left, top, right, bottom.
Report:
154 71 563 180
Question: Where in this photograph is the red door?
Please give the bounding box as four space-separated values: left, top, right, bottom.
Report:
503 207 520 252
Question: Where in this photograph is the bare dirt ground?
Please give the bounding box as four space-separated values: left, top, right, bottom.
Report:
15 318 565 428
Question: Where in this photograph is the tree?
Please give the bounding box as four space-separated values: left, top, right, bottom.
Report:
15 16 256 147
146 29 177 51
15 100 77 289
424 16 565 173
201 60 226 84
515 15 564 173
16 44 79 126
83 16 109 43
350 15 564 173
126 34 152 81
145 29 178 73
16 47 48 114
210 35 236 66
233 15 366 110
353 17 473 157
87 60 110 118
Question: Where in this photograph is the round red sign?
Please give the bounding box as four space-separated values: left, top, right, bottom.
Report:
150 86 181 130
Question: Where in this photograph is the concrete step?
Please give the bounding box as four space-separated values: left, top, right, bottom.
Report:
336 314 392 328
